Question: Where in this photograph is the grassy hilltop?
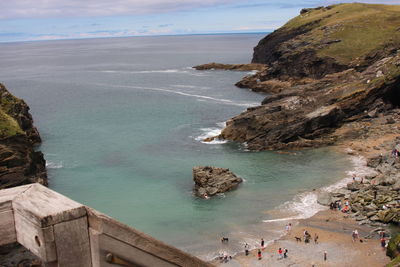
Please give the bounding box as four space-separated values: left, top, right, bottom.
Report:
285 3 400 64
252 3 400 79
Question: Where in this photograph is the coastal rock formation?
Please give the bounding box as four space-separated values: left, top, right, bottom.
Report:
193 63 266 72
216 3 400 150
0 83 46 189
193 166 242 198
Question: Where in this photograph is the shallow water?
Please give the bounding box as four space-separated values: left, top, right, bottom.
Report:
0 34 352 259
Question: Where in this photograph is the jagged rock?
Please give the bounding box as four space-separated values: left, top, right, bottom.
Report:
331 188 351 197
393 180 400 191
367 155 384 168
0 84 47 189
193 166 243 198
212 4 400 151
193 63 266 71
347 182 364 191
377 208 400 223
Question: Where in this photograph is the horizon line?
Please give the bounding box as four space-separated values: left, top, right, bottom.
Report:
0 31 272 45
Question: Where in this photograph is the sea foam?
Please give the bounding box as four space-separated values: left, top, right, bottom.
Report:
195 122 227 144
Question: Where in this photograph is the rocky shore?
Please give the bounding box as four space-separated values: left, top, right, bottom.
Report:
0 83 47 189
194 3 400 266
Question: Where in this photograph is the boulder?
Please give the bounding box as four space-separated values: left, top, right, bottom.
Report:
317 192 332 206
193 166 243 198
347 182 364 191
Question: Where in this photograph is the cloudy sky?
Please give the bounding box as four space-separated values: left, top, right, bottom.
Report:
1 0 399 42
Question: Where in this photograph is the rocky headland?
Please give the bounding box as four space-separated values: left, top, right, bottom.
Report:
193 62 266 72
193 166 243 198
0 83 46 189
195 3 400 265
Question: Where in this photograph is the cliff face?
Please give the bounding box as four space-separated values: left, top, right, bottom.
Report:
0 83 46 189
218 3 400 150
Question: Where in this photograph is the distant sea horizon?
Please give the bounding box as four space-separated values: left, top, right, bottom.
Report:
0 31 272 44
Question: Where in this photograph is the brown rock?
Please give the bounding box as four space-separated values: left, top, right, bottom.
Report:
193 166 243 198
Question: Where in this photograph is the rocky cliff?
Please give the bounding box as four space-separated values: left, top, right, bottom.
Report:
0 83 46 189
216 3 400 150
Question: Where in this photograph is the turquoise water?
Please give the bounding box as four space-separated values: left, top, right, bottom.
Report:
0 34 352 259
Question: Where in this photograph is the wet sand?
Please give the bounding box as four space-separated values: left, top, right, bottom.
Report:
215 210 389 266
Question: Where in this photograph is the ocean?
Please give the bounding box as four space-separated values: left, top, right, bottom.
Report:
0 34 353 260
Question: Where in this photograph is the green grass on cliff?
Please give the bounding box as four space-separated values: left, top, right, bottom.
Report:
0 110 23 138
0 84 24 139
283 3 400 64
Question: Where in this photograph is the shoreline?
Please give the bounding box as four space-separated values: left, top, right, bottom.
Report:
211 129 399 266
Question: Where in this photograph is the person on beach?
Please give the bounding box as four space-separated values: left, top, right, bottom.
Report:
257 249 262 260
381 237 386 250
278 248 283 259
261 238 264 248
244 243 249 256
314 233 319 244
352 173 357 182
284 248 288 258
352 230 359 242
324 251 327 261
285 224 289 232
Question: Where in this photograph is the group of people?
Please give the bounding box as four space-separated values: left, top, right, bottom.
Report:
219 236 290 263
329 199 351 213
300 229 318 244
255 244 289 261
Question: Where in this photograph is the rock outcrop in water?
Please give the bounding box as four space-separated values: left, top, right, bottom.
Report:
193 62 266 72
198 3 400 151
193 166 243 198
0 83 47 189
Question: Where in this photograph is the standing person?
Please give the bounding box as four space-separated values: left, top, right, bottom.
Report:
244 243 249 256
352 230 359 242
257 249 262 260
261 238 265 249
381 237 386 250
288 223 292 232
285 224 289 232
354 229 359 240
278 248 283 259
324 251 327 261
314 233 319 244
284 248 288 258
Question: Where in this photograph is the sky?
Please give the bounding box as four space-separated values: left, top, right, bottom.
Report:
0 0 399 42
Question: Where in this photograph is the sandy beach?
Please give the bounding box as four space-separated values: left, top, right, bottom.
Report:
213 115 400 267
216 210 389 266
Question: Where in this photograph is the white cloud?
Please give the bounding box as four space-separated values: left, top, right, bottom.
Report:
0 0 240 19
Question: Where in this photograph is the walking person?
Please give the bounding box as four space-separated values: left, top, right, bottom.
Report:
283 248 288 258
257 249 262 260
261 238 265 249
244 243 249 256
324 251 327 261
314 233 319 244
